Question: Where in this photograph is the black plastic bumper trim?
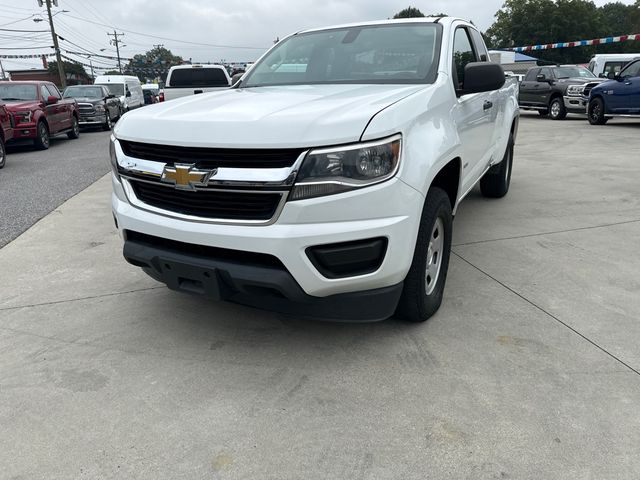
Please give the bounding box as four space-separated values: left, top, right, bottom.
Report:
306 237 388 279
122 232 402 322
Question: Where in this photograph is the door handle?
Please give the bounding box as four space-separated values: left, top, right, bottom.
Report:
483 101 493 111
194 90 203 94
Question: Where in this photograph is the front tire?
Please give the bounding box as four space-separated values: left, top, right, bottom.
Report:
395 187 453 322
549 97 567 120
102 112 113 131
0 136 6 169
34 121 50 150
588 97 608 125
67 116 80 139
480 133 514 198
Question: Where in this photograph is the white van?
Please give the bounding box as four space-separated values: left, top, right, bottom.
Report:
163 64 231 101
588 54 640 78
94 75 144 112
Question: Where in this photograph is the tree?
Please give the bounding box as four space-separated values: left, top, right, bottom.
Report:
393 7 425 18
47 60 90 85
124 47 183 82
485 0 634 64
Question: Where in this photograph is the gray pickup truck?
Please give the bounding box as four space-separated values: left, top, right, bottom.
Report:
518 65 604 120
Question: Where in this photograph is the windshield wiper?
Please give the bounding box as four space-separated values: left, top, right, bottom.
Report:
1 97 25 101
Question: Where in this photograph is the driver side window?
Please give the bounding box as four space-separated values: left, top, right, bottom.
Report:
621 61 640 78
452 27 478 89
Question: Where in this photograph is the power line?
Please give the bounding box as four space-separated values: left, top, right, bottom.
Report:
0 45 53 50
64 14 268 49
0 28 50 32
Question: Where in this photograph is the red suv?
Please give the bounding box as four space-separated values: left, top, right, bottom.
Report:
0 80 80 150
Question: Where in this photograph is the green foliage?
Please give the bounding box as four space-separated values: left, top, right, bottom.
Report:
48 60 87 77
486 0 640 64
393 7 425 18
124 47 183 82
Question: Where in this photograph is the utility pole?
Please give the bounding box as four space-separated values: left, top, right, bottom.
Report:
107 30 124 73
41 0 66 88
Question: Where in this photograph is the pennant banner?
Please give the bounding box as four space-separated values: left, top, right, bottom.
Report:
509 33 640 52
0 53 56 59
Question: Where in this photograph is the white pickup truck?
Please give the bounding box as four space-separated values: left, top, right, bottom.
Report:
162 64 231 101
110 17 519 322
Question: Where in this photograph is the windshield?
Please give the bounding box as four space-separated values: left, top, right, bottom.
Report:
97 83 124 96
554 66 595 79
0 84 38 101
242 23 442 87
64 86 103 98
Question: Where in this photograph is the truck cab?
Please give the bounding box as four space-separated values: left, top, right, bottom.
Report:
588 59 640 124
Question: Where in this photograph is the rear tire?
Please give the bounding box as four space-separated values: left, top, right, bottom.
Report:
67 116 80 139
588 97 608 125
395 187 453 323
480 133 514 198
549 97 567 120
0 136 6 169
34 121 50 150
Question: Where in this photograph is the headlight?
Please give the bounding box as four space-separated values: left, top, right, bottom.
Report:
94 104 105 112
566 85 585 96
290 135 401 200
15 110 32 124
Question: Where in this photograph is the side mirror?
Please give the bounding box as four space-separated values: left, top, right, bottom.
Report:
536 74 547 82
607 72 616 80
125 91 131 97
598 73 606 78
459 62 505 95
107 94 115 99
46 95 58 105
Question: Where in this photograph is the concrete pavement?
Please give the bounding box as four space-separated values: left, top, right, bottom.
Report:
1 113 639 479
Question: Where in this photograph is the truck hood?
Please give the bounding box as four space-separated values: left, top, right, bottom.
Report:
557 77 604 85
114 84 426 148
3 100 38 111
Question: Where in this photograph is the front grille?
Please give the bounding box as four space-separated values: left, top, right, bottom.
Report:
130 180 282 220
120 140 305 169
78 103 95 115
583 82 599 97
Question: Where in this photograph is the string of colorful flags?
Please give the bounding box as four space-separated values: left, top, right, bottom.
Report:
508 33 640 52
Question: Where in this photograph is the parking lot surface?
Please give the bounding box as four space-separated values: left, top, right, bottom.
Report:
0 130 111 247
1 113 639 479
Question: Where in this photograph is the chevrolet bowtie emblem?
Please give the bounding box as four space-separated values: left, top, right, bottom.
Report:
160 163 216 190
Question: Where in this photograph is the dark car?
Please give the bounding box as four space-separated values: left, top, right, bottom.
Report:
0 101 15 169
588 59 640 125
63 84 120 131
142 89 157 105
0 80 79 149
518 65 604 120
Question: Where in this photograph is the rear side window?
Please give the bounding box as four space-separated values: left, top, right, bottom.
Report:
169 68 229 87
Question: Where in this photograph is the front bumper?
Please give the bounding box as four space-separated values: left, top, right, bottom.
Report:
563 95 589 113
123 231 403 321
79 114 105 125
10 123 37 140
112 172 423 302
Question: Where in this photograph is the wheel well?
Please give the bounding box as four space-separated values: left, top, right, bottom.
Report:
548 93 562 106
430 158 461 209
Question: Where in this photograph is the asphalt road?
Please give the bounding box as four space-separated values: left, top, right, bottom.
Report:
0 128 111 247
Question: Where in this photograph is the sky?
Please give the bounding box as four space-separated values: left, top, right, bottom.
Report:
0 0 637 73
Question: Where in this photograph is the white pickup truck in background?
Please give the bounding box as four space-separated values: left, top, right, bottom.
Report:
111 17 519 322
162 64 231 101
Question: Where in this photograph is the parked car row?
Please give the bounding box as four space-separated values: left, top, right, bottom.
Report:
518 58 640 124
0 75 160 169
